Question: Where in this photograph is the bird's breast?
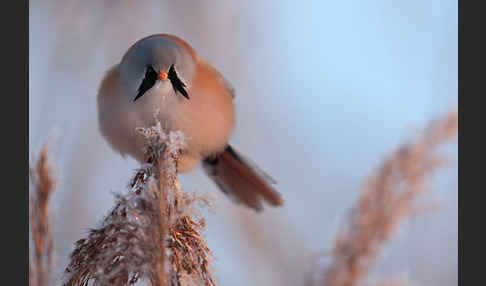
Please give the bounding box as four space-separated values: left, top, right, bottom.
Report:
98 63 235 172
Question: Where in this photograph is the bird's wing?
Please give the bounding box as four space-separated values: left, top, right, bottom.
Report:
218 73 235 99
201 60 235 99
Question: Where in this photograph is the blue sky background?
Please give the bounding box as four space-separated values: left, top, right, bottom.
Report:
30 1 457 285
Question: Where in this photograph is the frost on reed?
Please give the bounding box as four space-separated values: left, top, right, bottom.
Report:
319 109 458 286
63 117 216 286
30 144 56 286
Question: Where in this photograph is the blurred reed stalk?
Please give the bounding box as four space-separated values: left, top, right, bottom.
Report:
319 108 458 286
29 144 56 286
30 106 457 286
63 115 216 286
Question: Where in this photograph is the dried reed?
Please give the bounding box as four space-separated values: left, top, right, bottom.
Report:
63 116 216 286
319 109 458 286
29 144 56 286
33 106 457 286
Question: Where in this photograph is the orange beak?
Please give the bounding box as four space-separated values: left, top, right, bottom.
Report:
158 71 168 80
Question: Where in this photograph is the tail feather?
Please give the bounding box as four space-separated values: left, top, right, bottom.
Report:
203 145 284 211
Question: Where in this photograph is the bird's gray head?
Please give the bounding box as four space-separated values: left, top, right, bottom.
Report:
119 34 197 102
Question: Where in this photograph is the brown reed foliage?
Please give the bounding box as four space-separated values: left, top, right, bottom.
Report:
29 144 56 286
63 117 216 286
318 109 458 286
32 107 457 286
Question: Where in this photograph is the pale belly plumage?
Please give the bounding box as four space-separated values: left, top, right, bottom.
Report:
97 64 235 172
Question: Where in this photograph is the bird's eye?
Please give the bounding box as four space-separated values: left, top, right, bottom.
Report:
168 64 189 100
133 66 158 102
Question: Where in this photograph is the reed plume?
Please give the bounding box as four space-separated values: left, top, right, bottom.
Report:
63 115 216 286
318 109 458 286
31 108 457 286
29 144 56 286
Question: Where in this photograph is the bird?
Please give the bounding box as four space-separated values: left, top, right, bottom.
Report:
97 34 284 211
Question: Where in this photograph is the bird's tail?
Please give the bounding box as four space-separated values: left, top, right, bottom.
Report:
202 145 284 211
